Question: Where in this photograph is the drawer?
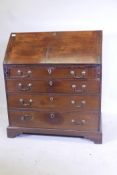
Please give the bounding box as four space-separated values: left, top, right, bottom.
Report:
5 65 101 79
6 79 100 94
8 110 99 131
7 94 100 111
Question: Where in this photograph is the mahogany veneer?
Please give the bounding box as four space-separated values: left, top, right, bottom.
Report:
3 31 102 143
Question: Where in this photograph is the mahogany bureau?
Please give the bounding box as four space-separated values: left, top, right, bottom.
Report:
3 31 102 143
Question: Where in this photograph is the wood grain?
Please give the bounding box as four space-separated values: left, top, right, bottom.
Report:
4 31 102 143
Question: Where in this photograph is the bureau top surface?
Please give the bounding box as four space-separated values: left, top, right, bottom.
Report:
4 31 102 64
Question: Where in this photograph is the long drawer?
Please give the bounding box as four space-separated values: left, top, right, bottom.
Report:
6 79 100 94
7 94 100 111
8 110 99 131
5 65 101 79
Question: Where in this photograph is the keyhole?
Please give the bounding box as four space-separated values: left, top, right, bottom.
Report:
50 97 54 102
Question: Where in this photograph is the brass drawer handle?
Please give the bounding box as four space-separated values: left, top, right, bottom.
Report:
16 70 32 78
71 100 86 108
71 119 86 125
20 115 33 121
72 84 86 93
18 83 32 91
70 70 86 78
19 99 32 107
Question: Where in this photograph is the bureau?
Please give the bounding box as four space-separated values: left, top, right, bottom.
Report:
3 31 102 143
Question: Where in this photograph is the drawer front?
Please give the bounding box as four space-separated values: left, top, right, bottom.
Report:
6 79 100 94
7 94 100 111
5 65 101 79
9 110 99 131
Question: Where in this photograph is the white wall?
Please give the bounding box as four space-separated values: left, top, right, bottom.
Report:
0 0 117 114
